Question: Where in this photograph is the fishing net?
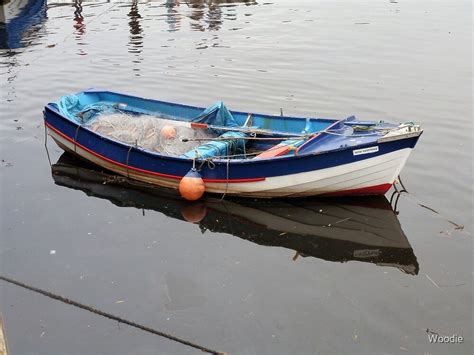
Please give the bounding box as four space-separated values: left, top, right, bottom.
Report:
88 113 215 156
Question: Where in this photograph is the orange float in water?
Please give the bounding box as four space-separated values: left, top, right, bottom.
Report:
160 125 177 139
181 203 208 223
179 170 205 201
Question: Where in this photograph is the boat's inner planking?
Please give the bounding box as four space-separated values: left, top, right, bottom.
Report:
55 90 397 161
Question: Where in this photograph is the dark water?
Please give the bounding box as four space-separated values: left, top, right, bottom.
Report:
0 1 472 354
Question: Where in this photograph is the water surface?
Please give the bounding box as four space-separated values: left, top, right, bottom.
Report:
0 1 472 354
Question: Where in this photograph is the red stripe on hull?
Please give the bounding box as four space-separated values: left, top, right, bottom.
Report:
45 122 265 184
322 183 393 197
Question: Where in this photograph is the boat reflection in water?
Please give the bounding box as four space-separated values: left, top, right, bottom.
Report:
51 153 419 275
0 0 47 49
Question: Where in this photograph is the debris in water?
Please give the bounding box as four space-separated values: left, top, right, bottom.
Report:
352 331 359 341
1 160 13 168
425 274 440 288
334 217 351 224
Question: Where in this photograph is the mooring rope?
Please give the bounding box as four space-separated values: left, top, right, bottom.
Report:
43 123 52 168
0 275 226 355
392 177 464 231
73 124 81 154
221 156 231 201
126 145 133 179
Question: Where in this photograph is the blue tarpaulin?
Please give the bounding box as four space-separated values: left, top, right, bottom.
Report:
181 131 247 159
191 101 238 128
58 95 120 123
58 95 238 129
182 102 247 158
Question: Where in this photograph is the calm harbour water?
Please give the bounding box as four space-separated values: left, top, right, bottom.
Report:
0 1 472 354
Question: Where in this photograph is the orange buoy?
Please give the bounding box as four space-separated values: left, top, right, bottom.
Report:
181 203 208 223
179 169 205 201
160 125 177 139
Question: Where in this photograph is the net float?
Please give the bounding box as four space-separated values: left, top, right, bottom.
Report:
179 169 206 201
160 125 177 139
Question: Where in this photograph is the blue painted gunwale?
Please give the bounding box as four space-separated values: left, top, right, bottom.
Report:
44 90 421 182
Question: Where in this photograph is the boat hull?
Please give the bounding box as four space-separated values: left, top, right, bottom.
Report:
46 123 416 198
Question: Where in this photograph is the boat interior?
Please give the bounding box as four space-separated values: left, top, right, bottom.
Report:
49 90 401 161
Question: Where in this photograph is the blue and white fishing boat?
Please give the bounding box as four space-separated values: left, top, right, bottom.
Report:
44 89 423 200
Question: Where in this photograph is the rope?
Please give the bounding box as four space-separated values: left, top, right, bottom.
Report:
220 156 230 200
197 158 215 171
182 136 309 142
126 145 133 178
392 177 464 231
221 201 236 235
0 275 226 355
73 124 81 154
324 130 384 137
402 193 464 230
43 122 52 168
